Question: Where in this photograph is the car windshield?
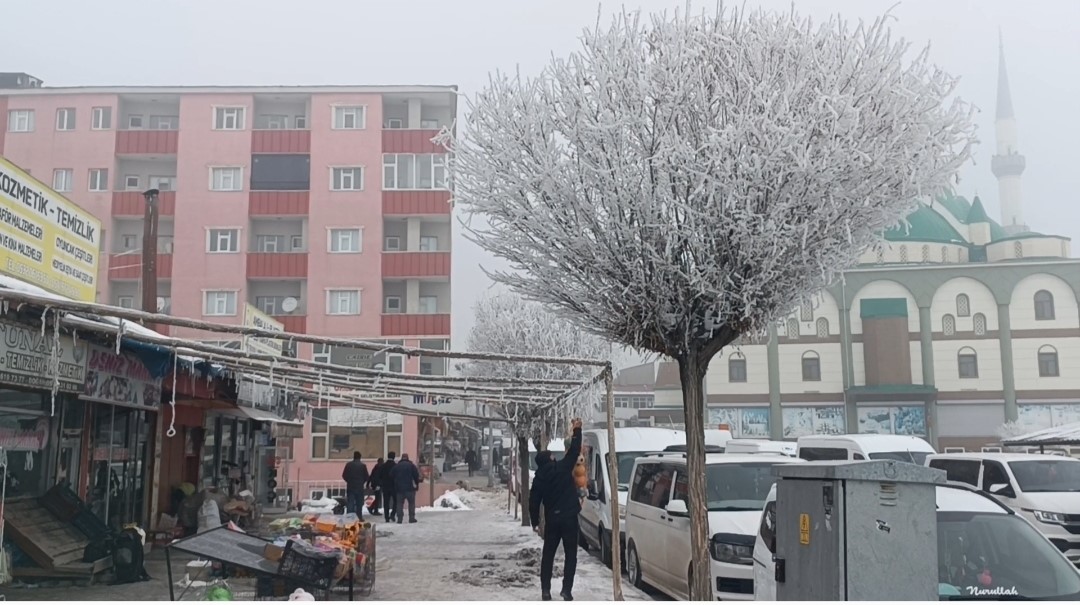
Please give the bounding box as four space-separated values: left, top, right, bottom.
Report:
938 511 1080 600
704 463 781 511
529 450 565 471
1009 460 1080 493
869 451 930 465
615 452 648 490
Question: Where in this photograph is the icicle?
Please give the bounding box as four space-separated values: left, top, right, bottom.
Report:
49 311 60 417
24 450 33 471
167 353 178 437
317 374 324 408
2 299 8 314
39 306 50 338
115 322 126 354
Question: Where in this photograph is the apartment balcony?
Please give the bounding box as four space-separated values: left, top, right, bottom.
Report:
382 190 452 216
382 129 443 154
273 315 307 333
112 191 176 216
115 129 179 155
108 253 172 280
246 253 308 279
249 191 309 216
252 129 311 153
381 252 451 278
381 313 451 337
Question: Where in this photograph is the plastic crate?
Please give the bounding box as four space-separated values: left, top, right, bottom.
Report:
276 540 340 590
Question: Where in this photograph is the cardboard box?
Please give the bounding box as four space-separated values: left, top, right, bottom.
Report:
263 543 285 563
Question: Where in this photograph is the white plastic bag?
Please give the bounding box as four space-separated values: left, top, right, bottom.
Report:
198 499 221 532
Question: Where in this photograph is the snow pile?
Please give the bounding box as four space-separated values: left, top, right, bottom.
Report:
447 547 561 589
299 497 337 513
434 490 471 510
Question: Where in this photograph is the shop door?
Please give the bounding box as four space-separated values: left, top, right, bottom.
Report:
88 405 153 528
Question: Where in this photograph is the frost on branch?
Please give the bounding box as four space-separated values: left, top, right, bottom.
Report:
447 7 976 363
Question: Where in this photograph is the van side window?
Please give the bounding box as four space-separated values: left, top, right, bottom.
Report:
759 500 777 554
930 459 980 486
982 461 1011 492
673 471 689 505
592 453 605 501
800 447 847 461
853 453 866 460
630 463 658 504
643 466 675 509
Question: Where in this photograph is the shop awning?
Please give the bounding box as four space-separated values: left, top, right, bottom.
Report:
1002 422 1080 448
224 405 303 426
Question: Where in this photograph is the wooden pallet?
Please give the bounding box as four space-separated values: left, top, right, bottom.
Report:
3 496 111 579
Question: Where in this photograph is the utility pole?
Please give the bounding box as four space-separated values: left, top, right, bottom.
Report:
140 189 160 325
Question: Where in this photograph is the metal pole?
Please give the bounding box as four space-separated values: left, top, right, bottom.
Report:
486 421 495 488
141 189 160 329
603 367 623 601
428 419 436 506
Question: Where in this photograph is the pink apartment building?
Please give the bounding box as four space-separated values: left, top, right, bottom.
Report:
0 73 455 501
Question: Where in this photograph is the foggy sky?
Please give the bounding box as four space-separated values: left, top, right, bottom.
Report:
4 0 1078 351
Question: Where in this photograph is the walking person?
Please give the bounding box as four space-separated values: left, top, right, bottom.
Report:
530 418 583 601
390 453 421 524
464 449 477 477
341 451 368 520
380 452 398 523
367 457 384 516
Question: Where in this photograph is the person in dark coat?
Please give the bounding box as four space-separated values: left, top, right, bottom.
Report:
341 451 369 519
390 453 421 524
530 418 582 602
367 457 384 515
464 449 477 477
380 452 398 523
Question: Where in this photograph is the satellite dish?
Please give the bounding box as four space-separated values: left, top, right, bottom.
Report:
281 297 299 313
156 297 168 312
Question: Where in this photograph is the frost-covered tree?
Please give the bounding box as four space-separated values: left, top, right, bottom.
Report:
461 291 610 527
448 7 974 598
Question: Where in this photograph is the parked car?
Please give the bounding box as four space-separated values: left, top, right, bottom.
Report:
797 434 935 464
927 452 1080 565
623 451 800 600
753 481 1080 600
724 439 798 457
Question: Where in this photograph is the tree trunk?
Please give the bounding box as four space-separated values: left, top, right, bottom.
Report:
517 435 532 527
678 353 713 601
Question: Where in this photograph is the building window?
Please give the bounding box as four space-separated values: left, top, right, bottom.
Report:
801 352 821 382
55 108 76 131
92 107 112 130
875 248 884 264
384 296 402 314
942 314 956 336
329 229 361 253
1034 290 1055 321
958 347 979 379
384 236 401 251
1014 241 1024 258
124 175 141 190
973 313 987 336
921 245 930 263
210 167 243 191
52 169 73 193
254 235 285 252
150 115 178 130
204 291 238 316
418 296 438 314
128 115 144 129
956 294 970 317
815 317 829 338
786 318 799 339
419 236 439 252
327 290 360 315
728 355 747 383
255 296 291 316
385 118 404 129
331 167 364 191
120 234 138 251
207 229 239 253
800 304 813 322
150 175 175 191
1038 346 1060 377
333 106 366 130
382 154 448 190
899 246 908 263
7 109 34 132
941 246 948 263
88 169 109 192
310 408 403 460
213 107 245 130
116 296 134 309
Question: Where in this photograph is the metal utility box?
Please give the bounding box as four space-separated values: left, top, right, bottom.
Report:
773 460 944 601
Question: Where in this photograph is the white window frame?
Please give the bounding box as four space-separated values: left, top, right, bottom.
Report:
210 167 244 192
382 153 448 190
263 114 289 130
150 115 179 130
55 108 76 131
117 296 135 309
206 228 240 253
332 105 366 130
124 175 141 191
418 296 438 314
385 118 404 129
290 235 304 251
127 115 144 129
331 167 364 191
420 119 440 129
294 116 307 129
255 235 285 253
419 236 439 252
88 169 109 192
52 169 73 193
326 289 361 316
149 175 175 191
328 228 362 253
213 106 246 131
385 353 405 374
384 296 402 314
203 291 238 317
92 107 112 130
120 234 139 251
384 236 401 251
8 109 34 132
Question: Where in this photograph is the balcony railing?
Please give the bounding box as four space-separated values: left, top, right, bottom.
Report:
112 191 176 216
249 191 310 215
246 253 308 279
108 253 172 280
381 190 452 215
382 129 443 154
252 129 311 153
381 251 451 278
381 313 450 337
115 129 179 155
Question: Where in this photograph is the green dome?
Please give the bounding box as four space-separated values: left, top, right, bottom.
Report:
885 204 968 245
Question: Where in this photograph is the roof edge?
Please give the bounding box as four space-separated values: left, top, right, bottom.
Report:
1 84 460 96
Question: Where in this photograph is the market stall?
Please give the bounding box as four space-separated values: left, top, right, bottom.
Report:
264 512 376 597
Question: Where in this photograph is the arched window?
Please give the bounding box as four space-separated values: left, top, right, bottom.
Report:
1038 345 1060 378
801 351 821 382
973 313 987 336
1034 290 1055 321
1014 241 1024 258
786 318 800 339
728 354 747 383
921 245 930 263
958 347 979 379
942 314 956 336
956 294 971 317
941 246 948 263
816 317 829 338
800 304 814 322
899 246 908 263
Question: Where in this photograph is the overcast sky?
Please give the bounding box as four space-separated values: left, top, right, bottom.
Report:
4 0 1078 351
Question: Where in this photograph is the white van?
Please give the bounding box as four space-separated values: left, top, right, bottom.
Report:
753 481 1080 599
725 439 797 457
527 438 569 485
624 452 800 600
797 434 935 464
927 452 1080 565
579 427 686 567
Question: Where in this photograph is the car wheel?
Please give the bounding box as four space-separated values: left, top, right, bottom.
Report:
627 540 645 589
600 526 612 567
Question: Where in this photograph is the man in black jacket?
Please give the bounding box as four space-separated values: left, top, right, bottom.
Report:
341 452 368 520
367 457 384 516
380 452 398 523
530 418 582 602
390 453 421 523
